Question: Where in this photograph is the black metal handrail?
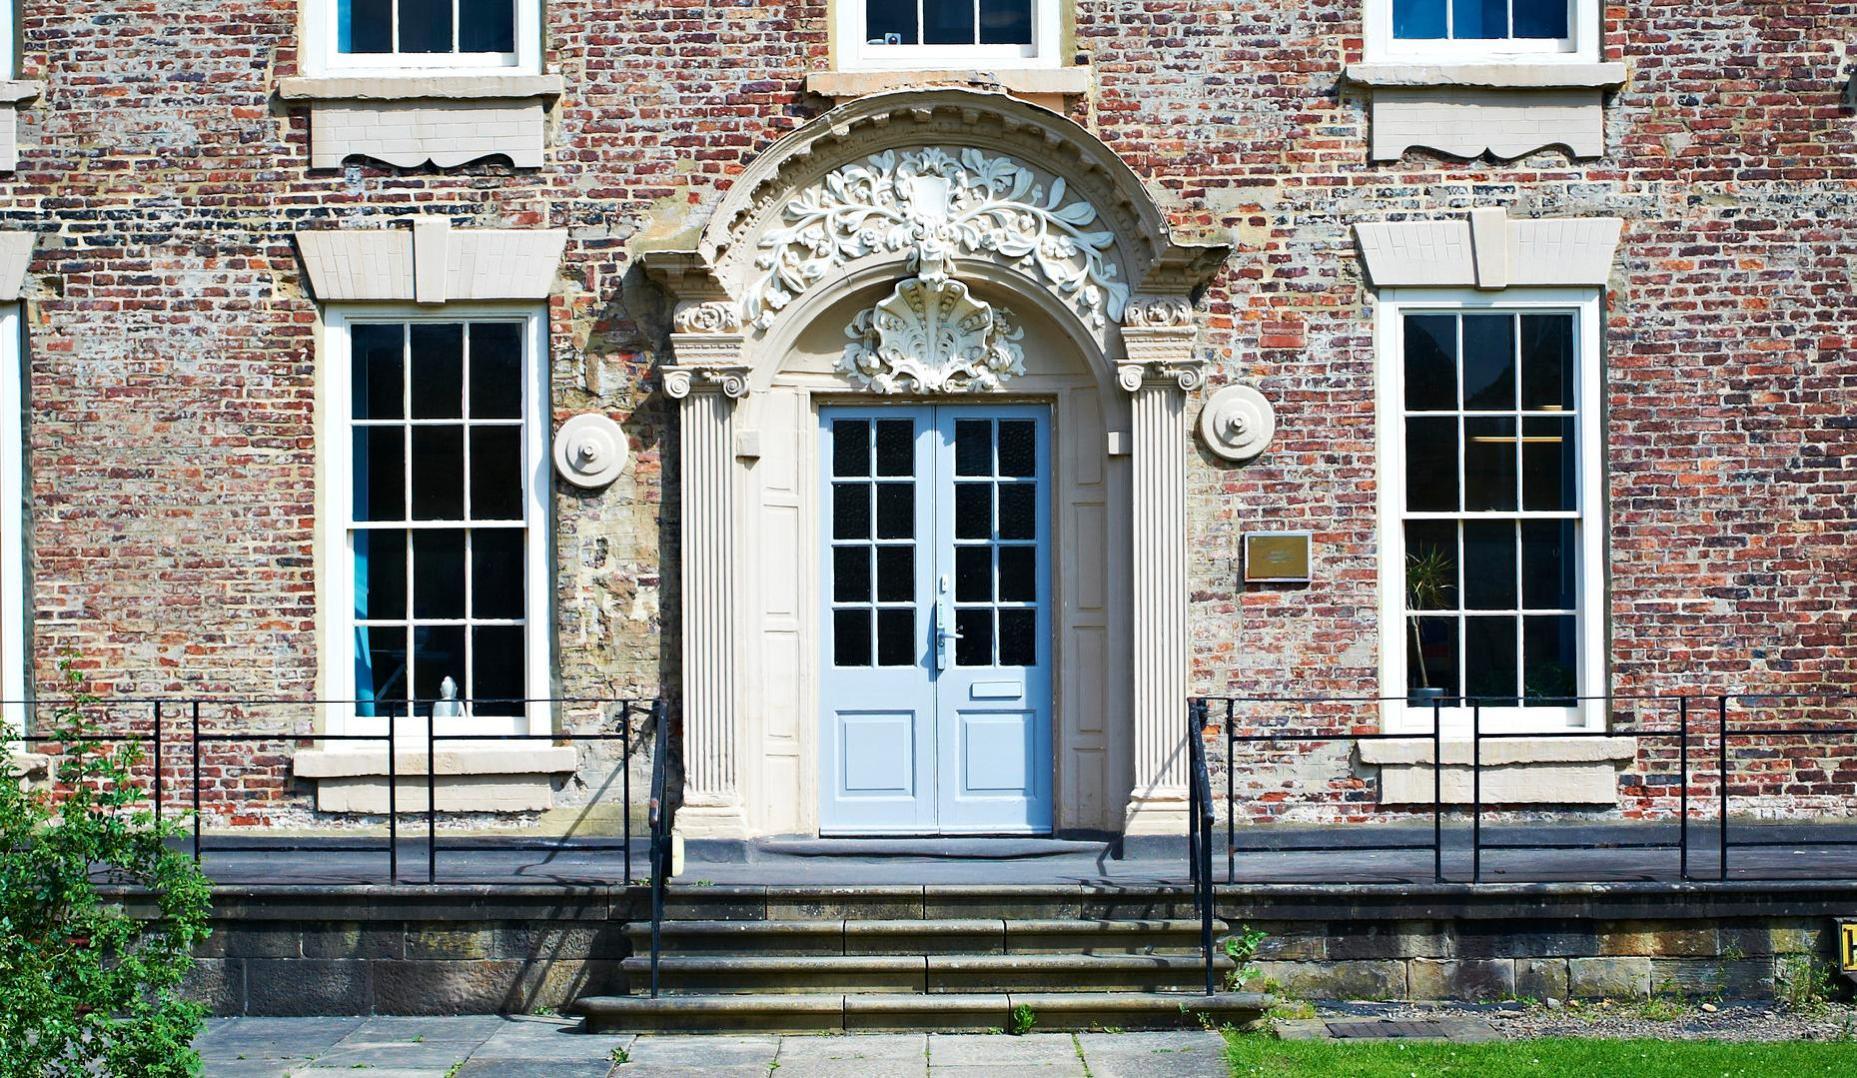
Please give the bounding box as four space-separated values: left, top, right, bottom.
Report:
1186 698 1217 995
1198 691 1857 886
646 697 672 999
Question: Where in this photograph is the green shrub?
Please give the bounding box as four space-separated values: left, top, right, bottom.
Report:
1 672 213 1077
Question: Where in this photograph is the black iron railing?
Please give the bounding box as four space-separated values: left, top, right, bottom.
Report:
1186 699 1217 996
647 694 671 999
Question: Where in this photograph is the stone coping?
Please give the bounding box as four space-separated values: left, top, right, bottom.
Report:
1357 735 1637 767
805 67 1089 101
0 80 43 104
1344 62 1628 89
276 74 566 102
292 745 577 778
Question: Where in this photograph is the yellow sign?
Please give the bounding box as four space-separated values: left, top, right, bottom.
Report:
1244 532 1312 584
1841 921 1857 974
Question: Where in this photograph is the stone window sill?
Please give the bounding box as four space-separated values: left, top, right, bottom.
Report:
1344 63 1627 91
277 75 565 169
1357 736 1636 805
294 745 578 814
0 81 43 105
806 67 1089 109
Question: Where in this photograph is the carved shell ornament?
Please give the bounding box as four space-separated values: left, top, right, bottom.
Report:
745 147 1130 333
840 244 1026 394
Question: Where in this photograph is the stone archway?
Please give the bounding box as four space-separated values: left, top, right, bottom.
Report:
643 90 1227 843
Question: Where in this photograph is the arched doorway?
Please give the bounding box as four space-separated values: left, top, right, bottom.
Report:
644 90 1227 843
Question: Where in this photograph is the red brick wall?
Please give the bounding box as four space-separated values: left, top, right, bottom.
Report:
8 3 1854 823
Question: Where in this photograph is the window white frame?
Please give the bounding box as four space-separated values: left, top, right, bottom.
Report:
322 304 551 739
1363 0 1599 65
0 304 26 731
1 1 15 82
835 0 1061 70
1375 287 1605 735
303 0 543 78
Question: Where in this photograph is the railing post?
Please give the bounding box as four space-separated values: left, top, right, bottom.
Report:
1471 702 1482 884
427 706 437 885
1186 701 1201 917
1718 694 1729 882
191 700 202 864
387 704 398 885
1432 696 1443 884
622 701 633 884
1678 695 1689 882
152 700 162 826
1225 699 1235 886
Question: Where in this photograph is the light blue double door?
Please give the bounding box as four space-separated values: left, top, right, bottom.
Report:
819 405 1054 835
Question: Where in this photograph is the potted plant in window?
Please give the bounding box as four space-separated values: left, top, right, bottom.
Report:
1405 547 1453 708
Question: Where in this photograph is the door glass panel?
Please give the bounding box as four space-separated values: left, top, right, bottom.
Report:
834 420 871 477
875 547 913 602
955 484 991 539
833 484 870 539
998 609 1036 666
955 547 991 602
834 609 872 667
997 485 1036 540
831 415 918 671
997 546 1035 602
876 483 914 539
876 609 915 666
834 546 872 603
876 420 914 477
955 608 991 667
955 420 991 476
997 421 1036 477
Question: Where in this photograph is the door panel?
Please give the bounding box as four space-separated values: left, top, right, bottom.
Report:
818 404 1051 835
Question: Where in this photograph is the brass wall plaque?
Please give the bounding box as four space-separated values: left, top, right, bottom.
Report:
1840 921 1857 974
1243 531 1312 584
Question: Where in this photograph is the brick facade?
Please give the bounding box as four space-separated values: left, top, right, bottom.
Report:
5 4 1854 826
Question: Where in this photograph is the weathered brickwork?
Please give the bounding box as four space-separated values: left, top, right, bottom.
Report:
4 4 1854 824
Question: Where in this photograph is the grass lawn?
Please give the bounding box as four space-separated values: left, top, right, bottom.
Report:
1224 1031 1857 1077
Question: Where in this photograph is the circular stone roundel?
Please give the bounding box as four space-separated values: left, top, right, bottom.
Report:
1198 385 1275 463
553 414 630 489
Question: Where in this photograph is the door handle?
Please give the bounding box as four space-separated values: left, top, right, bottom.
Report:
935 574 958 671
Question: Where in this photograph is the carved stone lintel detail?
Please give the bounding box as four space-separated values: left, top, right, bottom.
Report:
663 364 752 401
673 300 744 335
1118 361 1205 394
1121 296 1194 328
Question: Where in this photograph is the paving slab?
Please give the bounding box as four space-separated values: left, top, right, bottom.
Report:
342 1014 512 1043
474 1021 634 1059
456 1061 615 1078
926 1033 1081 1067
1075 1031 1229 1077
195 1015 366 1060
612 1066 768 1078
775 1033 928 1062
621 1032 781 1067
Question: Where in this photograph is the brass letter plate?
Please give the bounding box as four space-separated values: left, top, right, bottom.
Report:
1243 531 1312 584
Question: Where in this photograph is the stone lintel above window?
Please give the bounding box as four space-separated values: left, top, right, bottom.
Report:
806 67 1089 111
296 220 568 304
1354 207 1623 290
1345 63 1628 162
0 80 42 172
279 75 565 170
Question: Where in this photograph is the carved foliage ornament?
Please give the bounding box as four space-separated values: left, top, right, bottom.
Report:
840 248 1026 394
747 147 1129 332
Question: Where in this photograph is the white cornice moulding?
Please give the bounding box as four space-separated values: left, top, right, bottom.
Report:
1354 208 1623 289
0 232 35 299
277 75 566 101
1344 63 1627 90
296 221 568 303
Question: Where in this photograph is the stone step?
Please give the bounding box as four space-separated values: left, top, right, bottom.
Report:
570 990 1272 1033
618 952 1239 994
656 884 1202 921
623 917 1225 956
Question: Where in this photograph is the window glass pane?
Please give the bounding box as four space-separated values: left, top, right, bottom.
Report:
998 421 1036 477
1463 416 1517 511
1461 314 1516 411
355 529 407 621
1404 417 1458 511
997 546 1036 602
1392 0 1446 38
411 426 465 519
998 609 1036 667
470 426 524 520
1520 520 1577 610
833 483 871 540
876 610 914 667
955 546 991 602
1520 314 1574 411
876 483 914 539
351 323 403 419
866 0 916 44
1513 0 1570 38
1522 416 1576 511
923 0 976 44
955 420 992 477
398 0 456 53
1403 314 1457 411
955 483 991 539
1464 616 1518 702
410 324 464 419
412 624 467 705
875 547 913 602
471 528 525 619
1403 521 1458 611
354 427 405 521
955 608 992 666
876 420 914 477
458 0 516 52
412 529 466 619
472 625 525 715
1407 616 1459 696
468 323 523 419
1523 615 1578 704
998 485 1036 540
979 0 1033 44
355 625 407 712
834 609 872 667
833 420 870 478
1462 521 1517 610
834 546 871 604
1452 0 1509 38
342 0 394 53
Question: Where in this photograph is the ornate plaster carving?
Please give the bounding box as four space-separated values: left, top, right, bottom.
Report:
839 247 1026 394
553 414 631 489
1121 296 1194 328
1198 385 1276 463
673 300 743 335
1117 362 1204 393
663 364 752 400
745 146 1129 333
